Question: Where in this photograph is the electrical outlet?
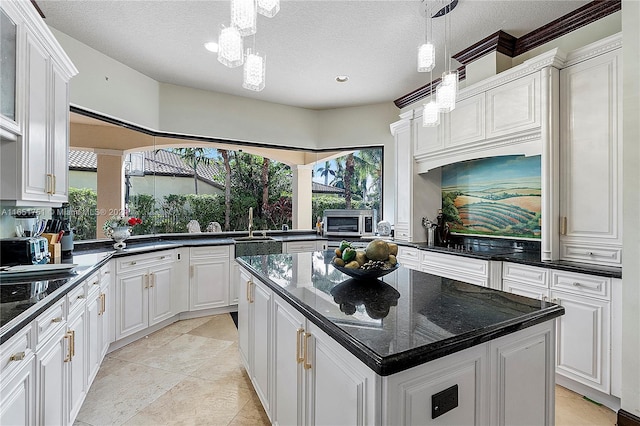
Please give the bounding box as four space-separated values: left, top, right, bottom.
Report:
432 384 458 419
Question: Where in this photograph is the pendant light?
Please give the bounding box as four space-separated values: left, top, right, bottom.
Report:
257 0 280 18
218 26 244 68
243 46 266 91
417 1 435 72
231 0 257 36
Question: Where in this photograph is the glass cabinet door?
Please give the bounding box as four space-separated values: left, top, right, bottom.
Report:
1 8 17 124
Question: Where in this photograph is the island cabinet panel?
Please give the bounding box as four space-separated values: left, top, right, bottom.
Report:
489 323 555 426
272 296 305 426
237 268 272 418
306 321 378 426
382 345 487 426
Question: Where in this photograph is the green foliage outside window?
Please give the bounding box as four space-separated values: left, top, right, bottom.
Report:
68 187 97 240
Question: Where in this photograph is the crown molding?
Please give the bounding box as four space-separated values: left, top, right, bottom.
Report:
394 0 621 109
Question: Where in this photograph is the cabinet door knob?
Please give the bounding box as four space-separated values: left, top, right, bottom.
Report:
572 282 581 287
9 352 25 361
51 317 62 323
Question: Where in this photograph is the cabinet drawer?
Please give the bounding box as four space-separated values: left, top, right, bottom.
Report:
116 250 175 272
394 225 410 241
396 246 419 269
551 270 610 300
502 263 548 288
35 298 66 347
189 245 230 259
66 282 86 313
421 251 488 277
560 243 621 266
285 241 317 253
0 326 33 377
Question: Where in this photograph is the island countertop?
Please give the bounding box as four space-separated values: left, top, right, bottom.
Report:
236 250 564 376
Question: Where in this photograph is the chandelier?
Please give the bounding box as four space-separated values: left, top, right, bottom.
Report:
420 0 459 127
216 0 280 91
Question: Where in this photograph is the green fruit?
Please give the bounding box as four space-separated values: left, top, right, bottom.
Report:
365 239 390 261
339 240 352 252
342 247 356 263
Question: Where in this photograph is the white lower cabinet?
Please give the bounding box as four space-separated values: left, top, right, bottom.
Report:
86 265 111 389
238 268 272 416
0 328 35 426
34 302 68 426
189 246 230 310
502 262 618 403
552 289 610 393
67 300 87 423
115 251 175 340
305 321 378 426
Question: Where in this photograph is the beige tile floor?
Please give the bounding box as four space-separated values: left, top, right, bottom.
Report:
75 314 617 426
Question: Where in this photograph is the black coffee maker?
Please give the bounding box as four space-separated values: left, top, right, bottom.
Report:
52 203 74 256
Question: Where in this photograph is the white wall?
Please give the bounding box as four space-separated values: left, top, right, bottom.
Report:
158 82 319 149
621 0 640 419
50 28 160 130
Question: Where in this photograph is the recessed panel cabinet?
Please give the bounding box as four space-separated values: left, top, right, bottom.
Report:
115 251 175 340
0 0 77 206
559 48 622 266
189 246 230 311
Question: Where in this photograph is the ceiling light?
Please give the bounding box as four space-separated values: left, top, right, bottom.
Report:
218 26 244 68
257 0 280 18
204 42 219 53
243 48 266 91
231 0 257 36
422 100 440 127
335 75 349 83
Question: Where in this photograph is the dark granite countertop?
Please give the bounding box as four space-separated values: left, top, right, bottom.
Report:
236 251 564 376
0 232 324 343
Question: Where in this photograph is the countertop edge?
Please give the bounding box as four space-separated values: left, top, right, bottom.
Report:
236 258 565 376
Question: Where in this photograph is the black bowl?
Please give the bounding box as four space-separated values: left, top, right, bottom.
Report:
332 262 400 279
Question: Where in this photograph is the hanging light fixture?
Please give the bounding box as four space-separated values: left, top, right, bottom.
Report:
422 98 440 126
218 26 244 68
417 1 435 72
438 0 458 112
243 48 266 91
231 0 257 36
257 0 279 18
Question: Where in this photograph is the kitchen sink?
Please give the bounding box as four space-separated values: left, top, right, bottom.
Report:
233 236 282 257
233 236 276 242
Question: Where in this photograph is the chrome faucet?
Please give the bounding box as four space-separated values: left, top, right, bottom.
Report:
248 207 253 238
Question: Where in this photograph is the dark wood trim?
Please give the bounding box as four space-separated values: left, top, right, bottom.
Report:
452 30 517 66
30 1 45 18
618 409 640 426
70 105 377 154
395 0 621 109
514 0 621 56
394 65 465 108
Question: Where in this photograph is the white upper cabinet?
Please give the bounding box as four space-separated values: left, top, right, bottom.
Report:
0 0 77 206
411 49 559 174
559 45 622 266
486 72 540 139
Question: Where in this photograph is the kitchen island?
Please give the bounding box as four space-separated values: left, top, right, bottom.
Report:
236 251 564 426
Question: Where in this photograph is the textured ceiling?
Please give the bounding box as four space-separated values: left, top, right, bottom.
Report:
39 1 590 110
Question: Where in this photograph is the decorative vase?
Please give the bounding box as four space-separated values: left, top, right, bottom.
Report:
109 226 131 250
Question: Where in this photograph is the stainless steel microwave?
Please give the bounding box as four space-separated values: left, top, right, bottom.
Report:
323 209 376 237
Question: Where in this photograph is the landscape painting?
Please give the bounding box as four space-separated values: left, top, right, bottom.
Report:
441 155 542 239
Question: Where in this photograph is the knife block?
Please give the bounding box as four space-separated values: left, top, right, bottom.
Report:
48 243 61 264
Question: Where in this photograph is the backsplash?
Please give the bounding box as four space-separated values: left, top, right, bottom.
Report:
441 155 541 240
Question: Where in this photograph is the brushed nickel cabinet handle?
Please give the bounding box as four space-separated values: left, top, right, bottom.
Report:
70 329 75 357
52 174 56 194
51 317 62 323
